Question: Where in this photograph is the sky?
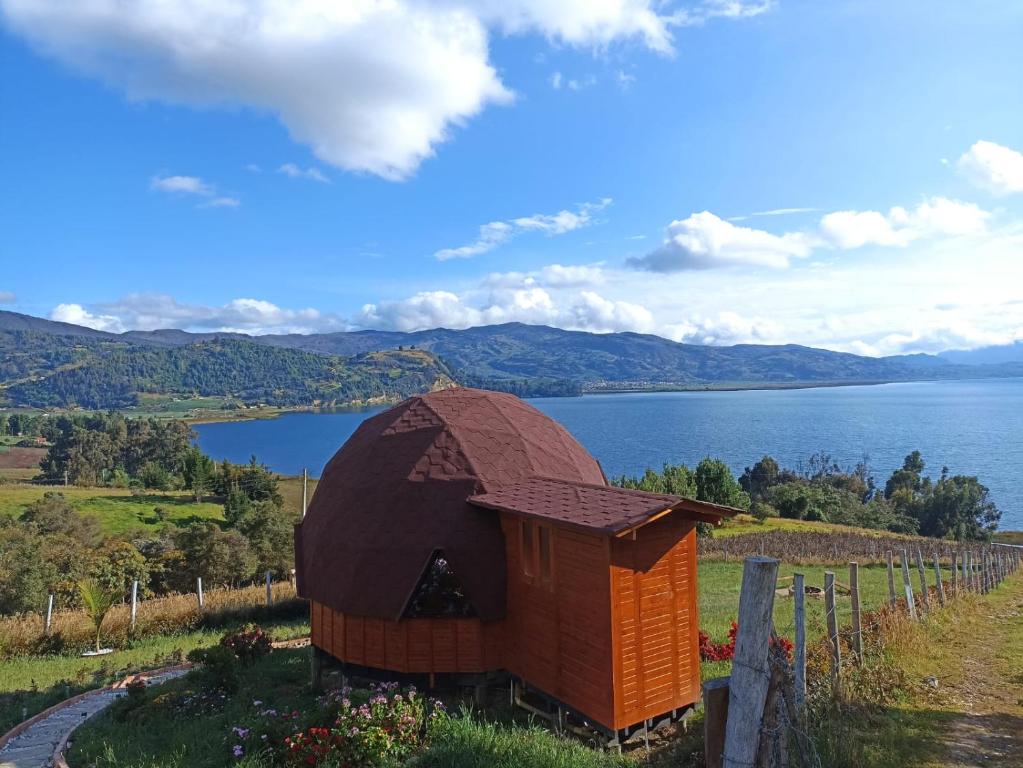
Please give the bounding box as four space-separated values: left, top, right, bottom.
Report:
1 0 1022 356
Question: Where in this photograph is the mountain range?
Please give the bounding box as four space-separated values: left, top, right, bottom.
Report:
1 309 1020 410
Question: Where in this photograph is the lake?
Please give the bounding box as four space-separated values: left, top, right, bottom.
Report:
194 378 1023 531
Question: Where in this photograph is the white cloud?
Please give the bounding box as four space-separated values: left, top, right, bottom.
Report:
958 140 1023 196
550 71 563 90
50 294 345 335
151 173 239 207
205 196 241 208
0 291 15 304
150 175 213 196
0 0 776 180
616 70 636 89
435 198 611 260
539 263 606 287
633 197 990 272
50 303 125 333
278 163 330 183
819 197 988 249
628 211 812 271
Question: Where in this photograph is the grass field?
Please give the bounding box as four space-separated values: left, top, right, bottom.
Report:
0 619 310 734
0 476 315 536
0 485 225 535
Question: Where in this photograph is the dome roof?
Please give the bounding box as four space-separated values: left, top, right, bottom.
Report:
295 388 606 621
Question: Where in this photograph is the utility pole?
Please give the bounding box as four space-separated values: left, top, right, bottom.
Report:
302 468 308 518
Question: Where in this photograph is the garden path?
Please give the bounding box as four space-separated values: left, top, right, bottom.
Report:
0 666 188 768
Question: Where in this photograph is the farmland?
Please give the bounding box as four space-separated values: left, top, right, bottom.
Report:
0 476 315 537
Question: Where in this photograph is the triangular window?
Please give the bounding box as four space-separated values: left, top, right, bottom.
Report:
403 550 477 618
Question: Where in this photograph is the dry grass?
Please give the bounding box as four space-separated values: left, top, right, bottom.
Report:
0 581 304 658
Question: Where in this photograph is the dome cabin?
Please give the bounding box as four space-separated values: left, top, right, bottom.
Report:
294 388 738 737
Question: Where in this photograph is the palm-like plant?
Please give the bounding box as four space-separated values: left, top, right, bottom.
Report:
78 579 118 653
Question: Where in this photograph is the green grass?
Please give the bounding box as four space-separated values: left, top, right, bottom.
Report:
715 513 920 540
696 559 894 679
0 619 309 734
0 485 225 535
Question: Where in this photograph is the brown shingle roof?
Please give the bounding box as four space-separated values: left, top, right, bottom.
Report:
468 477 738 535
295 388 607 621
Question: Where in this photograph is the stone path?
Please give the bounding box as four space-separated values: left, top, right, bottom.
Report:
0 667 188 768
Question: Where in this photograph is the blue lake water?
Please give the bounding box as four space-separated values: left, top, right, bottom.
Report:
194 379 1023 530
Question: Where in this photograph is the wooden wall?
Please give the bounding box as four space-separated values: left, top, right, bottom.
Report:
311 511 702 734
499 514 615 729
310 600 502 674
609 515 700 730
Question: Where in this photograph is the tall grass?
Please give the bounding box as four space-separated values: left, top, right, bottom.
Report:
0 582 305 658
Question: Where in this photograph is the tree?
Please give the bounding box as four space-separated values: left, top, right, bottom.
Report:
739 456 780 501
182 447 216 502
695 458 750 510
618 464 697 497
237 500 296 577
918 469 1000 540
885 451 926 499
20 492 100 545
175 522 257 588
0 523 57 614
90 540 151 600
78 579 118 652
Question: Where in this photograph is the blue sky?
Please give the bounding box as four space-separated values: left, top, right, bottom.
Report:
1 0 1022 355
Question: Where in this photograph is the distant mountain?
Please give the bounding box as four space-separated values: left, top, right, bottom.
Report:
1 309 1020 410
939 341 1023 366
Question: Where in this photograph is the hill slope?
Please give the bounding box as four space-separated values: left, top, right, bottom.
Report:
0 326 454 409
1 310 1021 408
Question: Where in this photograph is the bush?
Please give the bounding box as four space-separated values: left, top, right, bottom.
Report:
221 624 272 665
279 682 439 766
187 645 240 693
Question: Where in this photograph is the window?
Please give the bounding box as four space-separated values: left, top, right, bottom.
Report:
521 520 536 578
538 525 552 584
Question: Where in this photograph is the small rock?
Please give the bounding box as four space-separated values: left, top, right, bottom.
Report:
925 676 939 689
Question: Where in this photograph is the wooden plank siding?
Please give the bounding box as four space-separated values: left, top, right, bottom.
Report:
310 510 702 734
310 601 498 674
610 515 700 730
499 513 615 729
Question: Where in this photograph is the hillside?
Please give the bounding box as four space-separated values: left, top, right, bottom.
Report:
2 310 1021 409
0 327 455 409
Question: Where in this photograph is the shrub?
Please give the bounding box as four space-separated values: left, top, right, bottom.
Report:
699 621 793 662
187 645 240 693
279 683 439 766
221 624 272 665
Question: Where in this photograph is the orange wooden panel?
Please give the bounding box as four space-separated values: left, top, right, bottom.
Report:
610 514 701 730
364 618 386 669
384 621 408 672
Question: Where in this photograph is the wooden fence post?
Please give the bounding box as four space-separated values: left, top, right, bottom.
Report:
265 570 273 607
901 550 917 619
130 580 138 632
849 562 862 664
932 554 945 607
45 594 54 637
793 572 806 712
825 570 841 693
915 549 930 612
952 551 959 598
886 550 897 605
197 577 204 609
722 556 780 768
704 677 731 768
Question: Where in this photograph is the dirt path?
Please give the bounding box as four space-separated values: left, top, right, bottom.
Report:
934 582 1023 768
